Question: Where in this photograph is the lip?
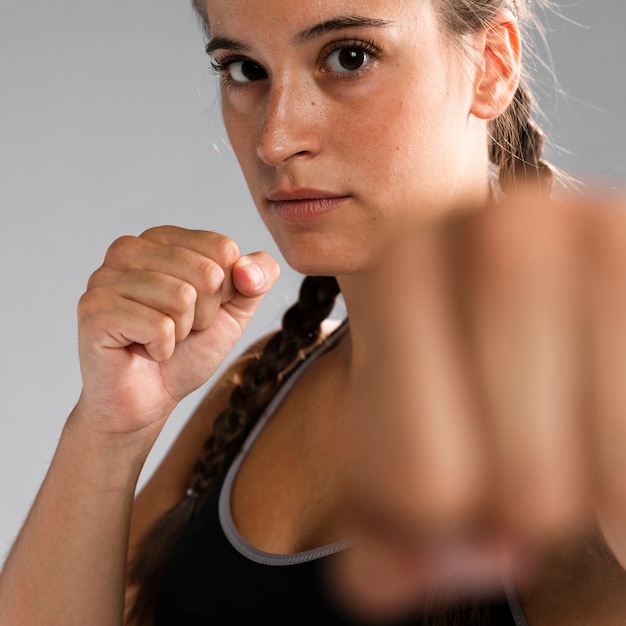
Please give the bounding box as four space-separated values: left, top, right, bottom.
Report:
266 188 350 222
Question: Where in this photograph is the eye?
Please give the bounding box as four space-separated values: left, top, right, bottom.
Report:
324 45 374 74
228 59 266 83
211 58 267 84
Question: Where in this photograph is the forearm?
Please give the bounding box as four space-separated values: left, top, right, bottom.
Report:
0 406 153 626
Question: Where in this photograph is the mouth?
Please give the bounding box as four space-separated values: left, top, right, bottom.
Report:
266 188 350 222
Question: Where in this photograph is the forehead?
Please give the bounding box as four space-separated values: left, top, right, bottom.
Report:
204 0 422 39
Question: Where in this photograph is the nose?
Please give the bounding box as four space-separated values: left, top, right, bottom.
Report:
256 80 322 167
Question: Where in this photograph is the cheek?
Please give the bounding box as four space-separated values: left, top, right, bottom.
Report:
222 106 259 177
340 96 440 193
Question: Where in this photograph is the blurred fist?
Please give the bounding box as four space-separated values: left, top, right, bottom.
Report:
332 191 626 618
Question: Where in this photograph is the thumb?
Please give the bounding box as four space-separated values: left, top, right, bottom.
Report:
224 251 281 325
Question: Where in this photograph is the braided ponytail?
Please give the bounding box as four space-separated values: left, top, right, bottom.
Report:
127 275 340 625
435 0 555 199
490 82 554 193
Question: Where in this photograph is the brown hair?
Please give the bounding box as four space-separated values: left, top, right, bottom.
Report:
434 0 555 193
127 1 555 624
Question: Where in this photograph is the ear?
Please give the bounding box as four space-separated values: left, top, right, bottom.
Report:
470 10 521 120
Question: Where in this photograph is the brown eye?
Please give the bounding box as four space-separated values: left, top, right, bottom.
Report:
227 59 267 83
325 47 371 73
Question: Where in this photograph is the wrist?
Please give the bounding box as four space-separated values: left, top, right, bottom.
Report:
63 404 161 486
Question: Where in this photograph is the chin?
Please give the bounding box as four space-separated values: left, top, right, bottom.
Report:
272 225 384 278
283 256 346 278
281 249 375 278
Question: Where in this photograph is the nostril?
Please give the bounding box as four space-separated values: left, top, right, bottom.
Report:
256 133 321 166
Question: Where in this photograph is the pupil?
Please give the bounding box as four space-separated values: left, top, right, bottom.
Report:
339 48 365 71
242 61 264 81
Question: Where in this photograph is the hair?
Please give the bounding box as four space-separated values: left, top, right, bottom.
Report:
434 0 555 193
127 1 555 624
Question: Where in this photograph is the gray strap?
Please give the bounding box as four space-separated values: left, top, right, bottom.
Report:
218 322 353 566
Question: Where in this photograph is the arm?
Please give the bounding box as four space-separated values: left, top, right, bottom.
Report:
0 409 150 626
0 227 279 626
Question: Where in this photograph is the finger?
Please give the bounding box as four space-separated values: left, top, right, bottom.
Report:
139 226 240 301
103 234 227 331
460 198 590 539
160 252 280 384
88 267 199 343
223 251 281 329
586 201 626 569
78 287 176 362
361 228 488 535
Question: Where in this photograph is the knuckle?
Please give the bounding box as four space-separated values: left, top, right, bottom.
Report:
77 287 105 317
76 292 92 323
152 314 176 344
76 287 114 330
172 281 198 312
86 265 117 290
86 267 103 290
104 235 139 263
196 257 225 293
140 224 174 242
212 235 240 267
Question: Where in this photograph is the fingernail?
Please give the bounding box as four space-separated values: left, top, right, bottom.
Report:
246 262 267 290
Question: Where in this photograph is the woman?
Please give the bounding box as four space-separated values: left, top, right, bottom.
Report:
2 0 626 624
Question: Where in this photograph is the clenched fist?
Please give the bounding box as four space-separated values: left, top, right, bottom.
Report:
75 226 279 439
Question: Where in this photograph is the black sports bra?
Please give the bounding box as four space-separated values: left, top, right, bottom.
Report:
155 322 523 625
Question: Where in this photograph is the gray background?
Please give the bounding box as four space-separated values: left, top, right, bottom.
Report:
1 0 625 562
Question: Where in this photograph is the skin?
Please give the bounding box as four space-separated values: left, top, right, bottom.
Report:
212 0 493 277
2 1 626 625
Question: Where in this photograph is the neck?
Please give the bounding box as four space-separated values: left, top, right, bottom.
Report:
334 173 492 378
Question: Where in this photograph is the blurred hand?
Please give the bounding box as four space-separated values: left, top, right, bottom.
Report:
332 190 626 619
75 226 279 439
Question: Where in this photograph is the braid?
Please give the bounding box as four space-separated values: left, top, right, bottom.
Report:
186 274 341 498
490 82 554 194
127 275 340 625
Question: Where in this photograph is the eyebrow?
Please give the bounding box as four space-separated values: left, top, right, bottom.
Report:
294 16 394 44
205 15 394 56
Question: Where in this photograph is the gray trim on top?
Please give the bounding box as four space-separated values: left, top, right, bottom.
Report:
218 321 354 566
502 570 530 626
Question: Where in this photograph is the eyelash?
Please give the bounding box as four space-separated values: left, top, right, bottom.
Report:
209 38 382 89
209 55 259 89
321 38 381 78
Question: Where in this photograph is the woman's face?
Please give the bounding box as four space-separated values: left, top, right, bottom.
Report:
205 0 490 276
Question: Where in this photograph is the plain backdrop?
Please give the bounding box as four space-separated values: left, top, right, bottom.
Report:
1 0 625 563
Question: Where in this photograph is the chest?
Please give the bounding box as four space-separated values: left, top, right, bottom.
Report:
229 360 360 555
